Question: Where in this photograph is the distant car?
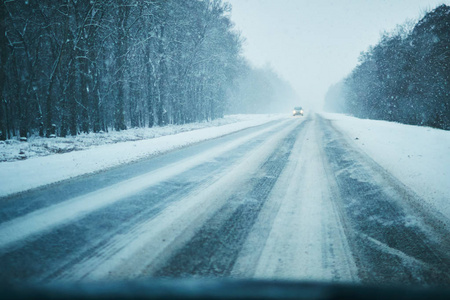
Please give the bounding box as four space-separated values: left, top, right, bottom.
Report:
293 107 304 116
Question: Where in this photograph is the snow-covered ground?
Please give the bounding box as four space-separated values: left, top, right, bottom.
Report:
1 112 449 221
0 115 281 162
1 113 449 284
0 114 284 197
321 112 450 220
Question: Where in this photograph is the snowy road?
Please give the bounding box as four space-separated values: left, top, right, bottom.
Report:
1 115 449 286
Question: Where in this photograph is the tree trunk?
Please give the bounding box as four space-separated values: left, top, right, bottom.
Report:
0 2 7 140
114 1 129 131
68 61 78 136
80 55 90 133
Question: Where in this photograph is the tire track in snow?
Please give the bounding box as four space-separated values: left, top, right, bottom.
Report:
0 120 290 254
0 120 293 282
41 125 287 282
318 115 450 285
233 115 358 282
151 120 308 277
0 120 285 225
46 119 305 281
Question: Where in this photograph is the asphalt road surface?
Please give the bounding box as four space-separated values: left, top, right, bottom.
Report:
1 114 449 286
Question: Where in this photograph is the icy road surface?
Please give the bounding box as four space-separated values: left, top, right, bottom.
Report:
0 114 449 285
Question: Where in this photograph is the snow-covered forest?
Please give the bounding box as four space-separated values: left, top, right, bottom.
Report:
0 0 297 140
324 4 450 130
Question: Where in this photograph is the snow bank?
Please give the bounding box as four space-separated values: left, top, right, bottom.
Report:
0 115 277 162
321 113 450 219
0 114 284 198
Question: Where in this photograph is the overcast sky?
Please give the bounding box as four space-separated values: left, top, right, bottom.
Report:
226 0 448 110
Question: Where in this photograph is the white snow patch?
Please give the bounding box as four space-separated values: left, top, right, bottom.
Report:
0 115 278 162
320 113 450 219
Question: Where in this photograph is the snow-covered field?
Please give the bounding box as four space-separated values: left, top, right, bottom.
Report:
321 112 450 220
0 114 284 197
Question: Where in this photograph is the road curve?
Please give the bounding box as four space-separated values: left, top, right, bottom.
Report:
0 114 449 286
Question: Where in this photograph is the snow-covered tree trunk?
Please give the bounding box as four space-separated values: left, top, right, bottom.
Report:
0 1 6 140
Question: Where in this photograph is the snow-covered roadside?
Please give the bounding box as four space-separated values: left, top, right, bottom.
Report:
320 112 450 219
0 114 285 198
0 115 280 162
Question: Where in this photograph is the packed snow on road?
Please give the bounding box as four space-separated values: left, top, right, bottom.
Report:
0 113 449 285
0 114 284 197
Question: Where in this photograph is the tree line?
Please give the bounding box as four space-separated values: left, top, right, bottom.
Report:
0 0 244 140
325 4 450 130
